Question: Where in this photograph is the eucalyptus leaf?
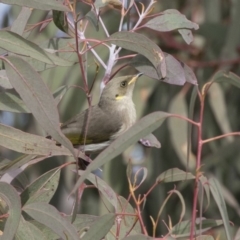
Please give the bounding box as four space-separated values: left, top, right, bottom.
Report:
143 9 199 32
23 202 79 240
81 213 115 240
156 168 195 183
4 56 75 157
108 32 166 78
21 167 61 205
0 0 70 11
0 182 21 240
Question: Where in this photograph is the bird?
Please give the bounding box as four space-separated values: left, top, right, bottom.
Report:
60 73 143 167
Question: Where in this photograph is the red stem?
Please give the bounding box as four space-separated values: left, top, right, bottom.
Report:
190 93 204 239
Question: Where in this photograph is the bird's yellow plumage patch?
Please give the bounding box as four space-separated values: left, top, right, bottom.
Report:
115 95 125 100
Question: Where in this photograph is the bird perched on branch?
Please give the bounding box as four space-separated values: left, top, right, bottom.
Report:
60 73 160 168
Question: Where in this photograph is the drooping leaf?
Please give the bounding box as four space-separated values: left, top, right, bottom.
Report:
138 133 161 148
131 53 197 85
15 216 45 240
209 178 232 240
0 123 71 156
0 0 70 11
156 168 195 183
178 29 194 44
79 171 118 209
53 10 69 34
81 213 115 240
0 182 21 240
108 32 166 78
23 202 79 240
0 91 30 113
21 167 61 205
0 30 51 64
143 9 199 34
168 92 196 169
170 218 223 238
71 111 170 193
0 31 73 66
10 7 32 36
85 11 99 31
4 56 75 157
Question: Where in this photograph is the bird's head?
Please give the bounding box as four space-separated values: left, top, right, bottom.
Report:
100 73 143 103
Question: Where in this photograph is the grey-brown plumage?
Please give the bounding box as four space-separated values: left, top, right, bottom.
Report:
61 74 142 153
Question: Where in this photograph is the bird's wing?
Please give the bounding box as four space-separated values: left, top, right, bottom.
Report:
61 105 122 145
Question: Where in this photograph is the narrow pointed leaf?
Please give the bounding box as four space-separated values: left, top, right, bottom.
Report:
156 168 195 183
0 31 73 66
21 167 61 205
15 216 45 240
0 91 30 113
23 202 79 240
10 7 32 36
4 56 75 157
143 9 199 32
71 111 170 193
108 32 166 78
0 123 71 156
79 171 118 209
170 219 223 237
53 10 69 34
209 178 232 240
0 0 70 11
0 30 52 64
0 182 21 240
81 213 115 240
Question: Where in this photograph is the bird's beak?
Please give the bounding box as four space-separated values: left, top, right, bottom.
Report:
128 72 143 85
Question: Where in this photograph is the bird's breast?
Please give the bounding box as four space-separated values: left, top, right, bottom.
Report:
111 97 136 139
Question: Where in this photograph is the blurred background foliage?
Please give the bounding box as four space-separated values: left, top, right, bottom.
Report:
0 0 240 239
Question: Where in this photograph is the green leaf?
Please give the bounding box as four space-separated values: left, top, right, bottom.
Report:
85 11 99 31
108 32 166 78
169 92 196 169
156 168 195 183
0 182 21 240
187 86 198 170
10 7 32 36
178 29 194 44
71 111 170 193
30 214 98 240
131 53 197 85
208 83 233 142
4 56 75 157
143 9 199 32
199 175 210 211
170 219 223 237
209 70 240 89
0 123 72 156
209 178 232 240
21 167 61 205
0 30 52 64
81 213 115 240
0 0 70 11
15 216 45 240
23 202 79 240
0 91 30 113
52 10 68 34
80 171 118 209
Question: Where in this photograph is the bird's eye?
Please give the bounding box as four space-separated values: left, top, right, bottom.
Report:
120 81 127 88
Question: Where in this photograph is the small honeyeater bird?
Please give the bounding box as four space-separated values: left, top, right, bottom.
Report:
60 73 143 160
